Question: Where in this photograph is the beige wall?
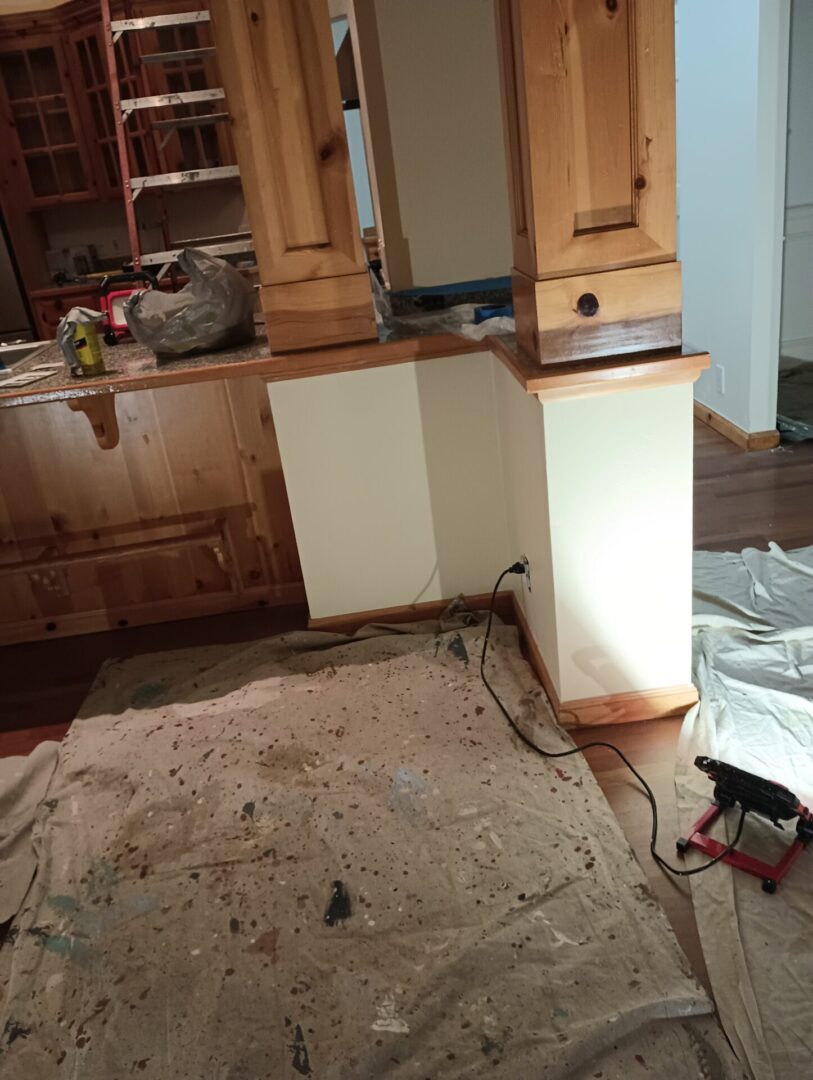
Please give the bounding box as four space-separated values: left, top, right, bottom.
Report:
368 0 513 290
540 383 694 702
270 352 695 704
268 351 511 619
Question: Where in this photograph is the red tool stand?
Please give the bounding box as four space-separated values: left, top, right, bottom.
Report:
678 801 813 893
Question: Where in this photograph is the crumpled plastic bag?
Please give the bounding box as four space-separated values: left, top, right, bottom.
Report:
124 248 256 358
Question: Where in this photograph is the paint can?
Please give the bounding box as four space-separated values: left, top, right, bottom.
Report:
72 321 105 377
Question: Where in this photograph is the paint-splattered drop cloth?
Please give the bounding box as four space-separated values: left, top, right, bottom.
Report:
0 624 743 1078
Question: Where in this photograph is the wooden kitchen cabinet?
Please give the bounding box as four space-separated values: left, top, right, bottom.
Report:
0 376 304 644
496 0 681 364
0 36 98 208
210 0 376 352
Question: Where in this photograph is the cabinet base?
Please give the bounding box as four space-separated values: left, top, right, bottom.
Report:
261 274 377 353
513 262 682 365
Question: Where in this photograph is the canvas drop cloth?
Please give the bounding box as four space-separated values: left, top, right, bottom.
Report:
679 542 813 1080
0 619 743 1079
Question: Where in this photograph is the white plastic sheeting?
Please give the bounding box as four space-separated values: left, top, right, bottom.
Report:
679 543 813 1079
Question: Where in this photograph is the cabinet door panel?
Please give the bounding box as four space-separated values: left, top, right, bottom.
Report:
210 0 368 284
499 0 676 280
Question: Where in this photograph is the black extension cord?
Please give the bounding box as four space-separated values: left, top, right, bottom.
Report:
480 564 747 879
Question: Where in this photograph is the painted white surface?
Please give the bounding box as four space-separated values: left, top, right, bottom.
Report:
371 0 512 289
272 352 695 704
782 205 813 359
268 352 510 619
677 0 790 433
492 358 560 696
786 0 813 209
781 0 813 360
543 382 694 702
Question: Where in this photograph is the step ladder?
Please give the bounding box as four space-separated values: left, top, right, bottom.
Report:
100 2 254 277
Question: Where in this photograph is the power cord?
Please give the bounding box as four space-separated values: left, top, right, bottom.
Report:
481 565 747 879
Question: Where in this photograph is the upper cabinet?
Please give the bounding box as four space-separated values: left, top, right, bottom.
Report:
497 0 682 364
0 38 97 207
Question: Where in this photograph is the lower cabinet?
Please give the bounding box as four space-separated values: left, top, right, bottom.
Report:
0 376 304 643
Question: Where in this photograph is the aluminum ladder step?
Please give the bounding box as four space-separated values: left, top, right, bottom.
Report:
140 47 216 65
111 12 211 33
151 112 229 132
121 88 225 115
141 237 255 266
130 165 240 193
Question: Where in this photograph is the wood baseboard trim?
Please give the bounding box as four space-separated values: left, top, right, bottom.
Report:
694 401 780 451
307 591 515 635
558 684 698 728
508 593 561 712
309 591 696 729
508 594 697 728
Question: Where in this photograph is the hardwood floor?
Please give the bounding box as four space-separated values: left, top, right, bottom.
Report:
2 418 810 999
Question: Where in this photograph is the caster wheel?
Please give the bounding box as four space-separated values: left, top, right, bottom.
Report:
762 879 777 894
103 329 118 346
676 837 690 855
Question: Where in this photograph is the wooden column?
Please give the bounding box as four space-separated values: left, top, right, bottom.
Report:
210 0 377 352
496 0 682 365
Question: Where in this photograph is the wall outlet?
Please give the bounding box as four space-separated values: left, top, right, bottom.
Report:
715 364 725 395
520 554 531 592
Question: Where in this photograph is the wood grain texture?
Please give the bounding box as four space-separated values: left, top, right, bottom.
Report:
694 401 780 452
527 262 683 364
210 0 372 281
0 377 302 644
496 0 677 280
559 685 699 729
66 395 120 449
259 274 378 352
0 334 484 409
489 334 709 401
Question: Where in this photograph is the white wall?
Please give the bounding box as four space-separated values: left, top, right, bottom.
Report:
371 0 513 290
541 383 694 702
677 0 791 433
271 354 695 705
781 0 813 361
268 352 511 619
491 358 560 694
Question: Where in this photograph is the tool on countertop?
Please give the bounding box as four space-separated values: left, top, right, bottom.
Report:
98 271 159 345
677 756 813 892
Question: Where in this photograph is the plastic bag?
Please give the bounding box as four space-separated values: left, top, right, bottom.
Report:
124 248 256 358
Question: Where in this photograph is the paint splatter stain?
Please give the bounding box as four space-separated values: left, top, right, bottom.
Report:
635 1055 647 1067
4 1019 31 1046
446 634 469 665
248 928 280 961
480 1033 504 1056
242 801 256 820
47 894 79 914
389 767 427 821
27 927 91 964
229 917 240 934
371 994 410 1034
131 681 165 708
288 1024 312 1076
324 881 351 926
554 767 572 782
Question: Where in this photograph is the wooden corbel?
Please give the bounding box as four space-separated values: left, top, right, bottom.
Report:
67 394 120 450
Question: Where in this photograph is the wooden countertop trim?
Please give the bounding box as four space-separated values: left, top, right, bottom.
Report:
0 333 484 408
0 331 709 409
488 334 710 401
